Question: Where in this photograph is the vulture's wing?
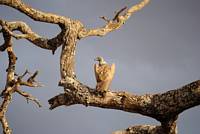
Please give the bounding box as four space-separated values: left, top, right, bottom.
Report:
94 63 116 92
94 64 115 82
98 64 111 82
94 64 100 82
110 63 115 80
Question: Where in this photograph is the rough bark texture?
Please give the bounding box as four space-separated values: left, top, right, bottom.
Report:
49 78 199 134
50 79 200 120
0 19 42 134
0 0 199 134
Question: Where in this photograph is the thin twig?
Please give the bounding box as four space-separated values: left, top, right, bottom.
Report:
16 89 42 108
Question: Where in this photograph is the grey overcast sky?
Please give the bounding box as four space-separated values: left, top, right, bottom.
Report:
0 0 200 134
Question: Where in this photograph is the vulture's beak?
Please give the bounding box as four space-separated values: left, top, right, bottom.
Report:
94 58 98 61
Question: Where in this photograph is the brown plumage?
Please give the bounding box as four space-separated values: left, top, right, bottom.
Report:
94 57 115 94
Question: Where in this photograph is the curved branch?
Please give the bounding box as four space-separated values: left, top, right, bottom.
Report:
16 89 42 108
0 23 12 52
0 19 66 53
78 0 150 38
0 0 71 26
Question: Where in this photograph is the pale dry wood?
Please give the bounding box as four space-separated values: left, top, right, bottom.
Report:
78 0 150 38
16 89 42 108
0 24 42 134
49 78 199 134
50 79 200 120
113 125 162 134
0 96 12 134
2 0 199 134
113 117 177 134
0 0 71 25
0 19 64 54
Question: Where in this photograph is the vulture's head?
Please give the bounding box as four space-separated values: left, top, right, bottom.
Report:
95 56 107 65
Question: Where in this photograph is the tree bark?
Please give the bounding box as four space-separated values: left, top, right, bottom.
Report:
1 0 199 134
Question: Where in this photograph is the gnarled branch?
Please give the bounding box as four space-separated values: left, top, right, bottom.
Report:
0 0 71 26
49 79 200 121
2 0 197 134
78 0 150 38
113 125 162 134
49 78 199 134
0 19 65 54
0 24 42 134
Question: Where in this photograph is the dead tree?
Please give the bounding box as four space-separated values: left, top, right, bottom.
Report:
0 0 200 134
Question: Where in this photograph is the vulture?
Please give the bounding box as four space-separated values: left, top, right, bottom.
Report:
94 57 115 94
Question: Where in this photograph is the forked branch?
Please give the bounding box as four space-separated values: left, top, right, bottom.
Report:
2 0 198 134
0 19 65 54
78 0 150 38
0 23 42 134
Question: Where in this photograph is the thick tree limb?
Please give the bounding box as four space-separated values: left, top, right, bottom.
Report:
113 125 162 134
0 0 71 26
113 117 177 134
49 79 199 133
49 79 200 121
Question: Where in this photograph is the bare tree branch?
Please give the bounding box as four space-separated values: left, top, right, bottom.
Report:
49 79 200 121
2 0 198 134
49 78 199 133
0 25 42 133
112 117 177 134
0 19 65 54
0 22 12 52
0 0 71 26
16 89 42 108
78 0 150 38
113 125 162 134
1 116 12 134
113 6 128 21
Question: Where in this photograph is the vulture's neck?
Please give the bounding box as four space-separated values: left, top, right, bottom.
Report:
99 61 107 66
